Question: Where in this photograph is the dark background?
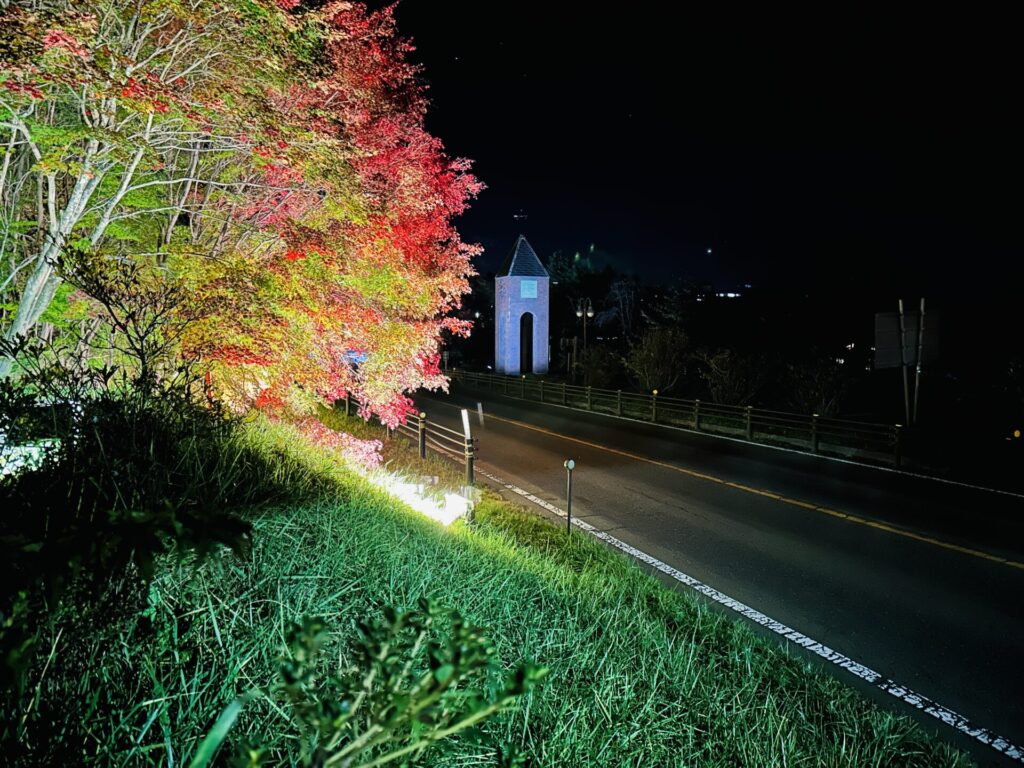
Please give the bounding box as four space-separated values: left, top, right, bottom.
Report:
395 4 1020 298
389 3 1022 440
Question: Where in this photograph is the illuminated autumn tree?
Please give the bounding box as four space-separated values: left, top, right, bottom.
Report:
0 0 480 425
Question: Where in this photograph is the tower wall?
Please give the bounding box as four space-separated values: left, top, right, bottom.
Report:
495 275 549 375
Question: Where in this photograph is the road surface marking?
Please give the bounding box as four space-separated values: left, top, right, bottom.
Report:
452 406 1024 571
476 466 1024 764
454 385 1024 499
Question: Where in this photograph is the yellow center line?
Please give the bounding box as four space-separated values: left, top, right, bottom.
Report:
466 408 1024 571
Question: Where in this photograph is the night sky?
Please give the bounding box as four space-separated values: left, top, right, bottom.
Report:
393 4 1020 313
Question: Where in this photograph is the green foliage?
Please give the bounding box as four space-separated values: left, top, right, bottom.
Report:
203 603 545 767
0 344 342 696
625 326 689 394
0 458 971 767
787 355 850 416
578 344 624 389
36 283 77 327
695 348 771 405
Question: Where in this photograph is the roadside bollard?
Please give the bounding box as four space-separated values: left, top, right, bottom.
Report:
745 406 753 440
652 390 658 422
811 413 820 453
564 458 575 534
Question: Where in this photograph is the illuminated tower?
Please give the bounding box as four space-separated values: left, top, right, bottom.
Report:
495 235 549 375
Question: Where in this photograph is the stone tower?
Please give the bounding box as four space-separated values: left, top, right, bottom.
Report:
495 235 549 375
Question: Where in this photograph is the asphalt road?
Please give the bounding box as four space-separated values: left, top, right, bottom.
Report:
415 384 1024 767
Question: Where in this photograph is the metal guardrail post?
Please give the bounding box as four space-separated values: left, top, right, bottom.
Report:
454 372 892 464
465 436 475 486
893 424 903 467
417 411 427 460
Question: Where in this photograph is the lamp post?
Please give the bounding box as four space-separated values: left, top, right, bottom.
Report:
575 298 594 355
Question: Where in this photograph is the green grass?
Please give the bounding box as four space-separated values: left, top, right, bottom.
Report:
4 419 971 767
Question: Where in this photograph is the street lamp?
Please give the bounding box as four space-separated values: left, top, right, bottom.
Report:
575 298 594 354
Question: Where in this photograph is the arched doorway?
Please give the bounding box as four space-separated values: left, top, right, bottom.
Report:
520 312 534 374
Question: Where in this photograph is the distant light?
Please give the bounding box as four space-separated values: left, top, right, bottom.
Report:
706 248 712 254
836 357 845 365
1015 429 1021 439
846 342 855 350
474 311 480 318
576 310 583 317
586 310 594 318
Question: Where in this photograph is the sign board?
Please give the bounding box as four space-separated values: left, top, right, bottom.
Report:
874 311 940 369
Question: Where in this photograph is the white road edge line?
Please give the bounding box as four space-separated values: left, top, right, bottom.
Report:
475 465 1024 764
448 388 1024 500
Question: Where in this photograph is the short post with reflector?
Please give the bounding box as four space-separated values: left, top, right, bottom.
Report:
564 458 575 534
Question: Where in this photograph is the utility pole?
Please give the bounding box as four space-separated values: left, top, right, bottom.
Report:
898 299 911 425
912 297 926 424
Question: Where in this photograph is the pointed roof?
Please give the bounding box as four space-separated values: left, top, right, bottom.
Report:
497 234 548 278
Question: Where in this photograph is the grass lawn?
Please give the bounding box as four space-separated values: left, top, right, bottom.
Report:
5 420 970 767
